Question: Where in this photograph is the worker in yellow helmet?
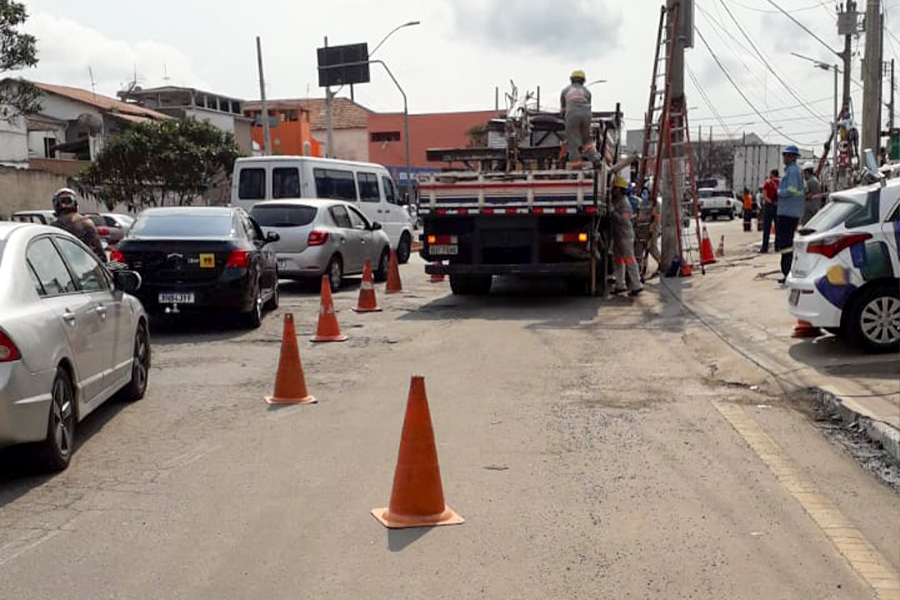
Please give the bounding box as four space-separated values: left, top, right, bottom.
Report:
560 70 602 169
611 175 643 296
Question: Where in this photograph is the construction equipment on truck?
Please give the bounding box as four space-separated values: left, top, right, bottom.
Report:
418 84 630 296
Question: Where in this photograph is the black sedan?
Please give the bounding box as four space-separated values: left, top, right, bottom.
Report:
112 207 280 328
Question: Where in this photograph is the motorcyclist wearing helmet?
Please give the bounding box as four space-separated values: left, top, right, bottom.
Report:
51 188 107 263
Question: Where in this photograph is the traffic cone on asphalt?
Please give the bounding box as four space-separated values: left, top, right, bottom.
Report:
265 314 316 405
385 250 403 294
371 376 464 529
699 227 717 265
715 235 725 257
430 260 445 283
792 320 823 338
352 258 382 313
312 275 348 342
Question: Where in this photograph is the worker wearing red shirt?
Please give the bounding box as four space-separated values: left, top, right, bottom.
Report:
760 169 779 253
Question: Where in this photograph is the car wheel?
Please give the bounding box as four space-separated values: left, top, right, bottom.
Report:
120 322 150 401
244 284 263 329
397 232 412 264
374 248 389 282
327 255 343 291
38 368 76 471
265 281 279 310
847 284 900 352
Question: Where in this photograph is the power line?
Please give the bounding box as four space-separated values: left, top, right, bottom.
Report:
718 0 831 125
762 0 842 57
695 26 819 146
689 95 834 120
727 0 834 13
686 64 735 136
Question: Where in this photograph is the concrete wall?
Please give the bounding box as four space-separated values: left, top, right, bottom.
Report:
233 119 252 154
0 115 29 167
312 128 368 162
0 165 70 216
185 107 235 133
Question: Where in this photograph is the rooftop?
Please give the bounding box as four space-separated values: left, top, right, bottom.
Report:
32 82 169 120
244 97 371 130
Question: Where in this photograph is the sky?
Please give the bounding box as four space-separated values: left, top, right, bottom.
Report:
10 0 899 154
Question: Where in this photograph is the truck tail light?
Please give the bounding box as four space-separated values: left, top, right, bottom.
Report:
225 250 250 268
427 235 458 244
109 249 125 263
555 233 589 243
308 230 329 246
0 329 21 362
97 226 110 237
807 233 872 259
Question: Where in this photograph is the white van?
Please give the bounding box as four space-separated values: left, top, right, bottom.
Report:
231 156 414 263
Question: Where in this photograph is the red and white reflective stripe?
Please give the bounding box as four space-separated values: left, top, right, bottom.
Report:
585 206 598 214
616 256 637 265
361 280 374 290
482 208 495 214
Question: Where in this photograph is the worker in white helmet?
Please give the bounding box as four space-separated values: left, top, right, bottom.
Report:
801 161 822 224
611 176 643 296
560 70 602 168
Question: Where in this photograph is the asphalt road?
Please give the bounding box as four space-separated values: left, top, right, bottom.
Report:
1 257 898 599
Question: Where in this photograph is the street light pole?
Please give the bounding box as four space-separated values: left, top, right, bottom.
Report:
832 63 838 192
371 21 421 56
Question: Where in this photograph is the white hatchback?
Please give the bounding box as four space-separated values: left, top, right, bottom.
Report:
786 178 900 351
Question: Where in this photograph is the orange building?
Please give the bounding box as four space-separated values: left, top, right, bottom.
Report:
367 110 499 186
243 101 323 157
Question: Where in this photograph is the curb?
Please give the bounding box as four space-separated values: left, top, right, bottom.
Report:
816 389 900 464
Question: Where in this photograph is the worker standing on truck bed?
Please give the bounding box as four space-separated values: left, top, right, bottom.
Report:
560 70 602 168
611 176 643 296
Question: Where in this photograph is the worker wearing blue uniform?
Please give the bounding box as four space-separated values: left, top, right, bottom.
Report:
776 145 805 282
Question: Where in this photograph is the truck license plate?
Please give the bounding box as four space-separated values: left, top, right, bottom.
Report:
159 292 195 304
788 290 800 306
430 244 458 255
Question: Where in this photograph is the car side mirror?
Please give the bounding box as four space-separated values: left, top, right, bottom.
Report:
113 270 142 294
370 221 383 231
266 231 280 243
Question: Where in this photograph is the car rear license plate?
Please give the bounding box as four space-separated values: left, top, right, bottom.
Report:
430 244 458 255
159 292 195 304
789 290 800 306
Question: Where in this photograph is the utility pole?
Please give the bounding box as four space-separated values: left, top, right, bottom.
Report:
839 1 856 115
324 36 334 159
661 0 686 271
889 59 896 135
255 36 272 156
861 0 883 152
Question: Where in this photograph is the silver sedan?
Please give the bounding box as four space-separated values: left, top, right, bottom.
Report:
250 199 392 291
0 222 149 471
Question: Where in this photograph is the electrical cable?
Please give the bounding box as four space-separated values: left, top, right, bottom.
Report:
718 0 832 126
687 64 734 136
763 0 843 57
695 27 819 146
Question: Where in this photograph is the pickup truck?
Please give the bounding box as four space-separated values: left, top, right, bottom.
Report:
697 188 737 221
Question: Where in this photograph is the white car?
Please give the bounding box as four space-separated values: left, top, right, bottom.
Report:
0 223 149 470
787 178 900 351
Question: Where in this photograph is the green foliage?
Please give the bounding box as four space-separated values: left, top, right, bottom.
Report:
0 0 40 122
82 118 242 211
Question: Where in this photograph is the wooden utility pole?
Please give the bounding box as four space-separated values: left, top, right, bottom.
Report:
661 0 686 271
861 0 883 152
256 36 272 156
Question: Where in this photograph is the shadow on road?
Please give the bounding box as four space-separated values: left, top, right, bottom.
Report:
0 396 129 505
387 526 431 552
788 337 900 383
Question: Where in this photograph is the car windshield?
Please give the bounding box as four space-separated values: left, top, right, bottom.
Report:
251 205 317 228
800 198 863 233
698 190 715 198
130 213 234 238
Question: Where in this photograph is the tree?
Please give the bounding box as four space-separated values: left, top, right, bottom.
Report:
0 0 39 122
82 118 242 211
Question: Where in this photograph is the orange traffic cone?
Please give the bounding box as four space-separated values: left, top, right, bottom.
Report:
430 260 445 283
699 226 716 265
371 376 464 529
352 258 382 313
265 314 316 405
792 320 823 338
715 235 725 257
312 275 348 342
385 249 403 294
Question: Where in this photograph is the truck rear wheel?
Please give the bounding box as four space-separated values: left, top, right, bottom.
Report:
450 274 492 295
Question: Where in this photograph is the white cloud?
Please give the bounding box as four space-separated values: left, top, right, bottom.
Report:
9 12 207 95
